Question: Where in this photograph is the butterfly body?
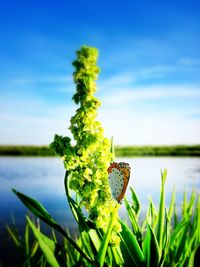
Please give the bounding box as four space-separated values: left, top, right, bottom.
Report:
108 162 130 203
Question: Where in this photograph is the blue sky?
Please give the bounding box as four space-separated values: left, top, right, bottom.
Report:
0 0 200 145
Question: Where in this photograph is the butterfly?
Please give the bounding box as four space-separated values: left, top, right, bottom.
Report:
108 162 131 204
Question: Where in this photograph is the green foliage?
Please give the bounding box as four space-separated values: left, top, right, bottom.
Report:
12 188 92 264
4 214 46 266
26 217 60 267
11 172 200 266
120 219 144 267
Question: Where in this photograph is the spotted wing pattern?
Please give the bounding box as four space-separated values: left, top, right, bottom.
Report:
108 162 131 203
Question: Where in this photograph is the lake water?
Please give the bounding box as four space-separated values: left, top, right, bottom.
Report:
0 157 200 231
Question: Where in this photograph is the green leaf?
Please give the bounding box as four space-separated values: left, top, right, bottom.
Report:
147 198 158 230
6 225 21 248
180 230 197 266
169 217 188 250
27 216 60 267
196 194 200 244
182 190 187 217
119 220 144 267
124 197 142 244
188 245 200 267
159 211 170 267
25 221 30 258
13 188 93 264
174 201 178 228
12 189 56 226
95 204 119 267
130 187 140 215
187 190 196 216
143 224 160 267
156 169 167 249
88 228 102 251
168 186 176 223
80 231 95 260
174 221 189 262
25 241 39 265
111 245 124 266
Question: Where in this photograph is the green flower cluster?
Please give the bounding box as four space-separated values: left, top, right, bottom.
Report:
51 46 121 245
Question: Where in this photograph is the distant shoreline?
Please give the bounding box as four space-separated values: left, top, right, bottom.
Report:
0 145 200 157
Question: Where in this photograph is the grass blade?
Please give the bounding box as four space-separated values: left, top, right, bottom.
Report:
188 245 200 267
25 221 30 265
159 211 170 266
88 228 102 251
174 222 189 262
169 217 188 250
124 197 142 244
182 190 187 217
168 186 175 223
111 245 124 266
157 169 167 249
6 225 21 248
180 230 197 266
13 188 93 264
130 187 140 215
27 216 60 267
12 189 56 226
174 201 178 228
95 204 119 267
24 241 39 265
187 190 196 216
196 194 200 244
147 198 158 230
143 224 160 267
119 220 144 267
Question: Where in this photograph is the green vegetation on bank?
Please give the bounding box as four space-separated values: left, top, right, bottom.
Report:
0 145 55 156
0 144 200 157
115 144 200 157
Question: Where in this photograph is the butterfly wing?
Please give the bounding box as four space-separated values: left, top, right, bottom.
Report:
108 162 131 203
117 162 130 203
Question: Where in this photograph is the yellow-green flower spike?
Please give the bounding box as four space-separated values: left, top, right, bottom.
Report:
51 46 121 245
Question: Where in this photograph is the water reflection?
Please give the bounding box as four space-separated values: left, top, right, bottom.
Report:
0 157 199 229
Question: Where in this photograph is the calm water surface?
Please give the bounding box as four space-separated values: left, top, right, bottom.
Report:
0 156 200 230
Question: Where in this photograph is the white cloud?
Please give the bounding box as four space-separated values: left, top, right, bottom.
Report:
1 70 200 145
1 94 200 145
96 76 200 145
98 107 200 145
0 94 75 145
98 66 176 89
0 112 73 145
99 83 200 106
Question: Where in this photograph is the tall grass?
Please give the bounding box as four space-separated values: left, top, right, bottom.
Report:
5 173 199 266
